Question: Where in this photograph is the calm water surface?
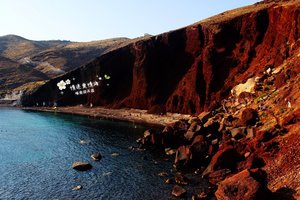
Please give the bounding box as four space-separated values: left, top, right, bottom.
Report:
0 108 174 200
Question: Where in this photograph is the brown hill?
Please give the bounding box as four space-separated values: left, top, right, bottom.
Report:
0 34 68 59
0 35 130 97
22 0 300 114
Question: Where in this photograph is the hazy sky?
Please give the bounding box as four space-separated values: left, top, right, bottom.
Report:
0 0 260 42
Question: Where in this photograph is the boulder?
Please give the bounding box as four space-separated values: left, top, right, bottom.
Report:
151 131 163 146
91 153 102 161
215 169 271 200
274 73 287 89
172 185 187 197
72 185 82 191
72 161 92 171
138 129 156 147
202 146 241 176
162 120 189 148
190 135 209 164
172 119 190 131
175 146 191 166
241 108 258 126
238 92 255 104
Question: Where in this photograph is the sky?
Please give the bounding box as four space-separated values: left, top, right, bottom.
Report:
0 0 260 42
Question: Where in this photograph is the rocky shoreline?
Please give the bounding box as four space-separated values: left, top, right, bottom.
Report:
19 61 300 199
135 64 300 199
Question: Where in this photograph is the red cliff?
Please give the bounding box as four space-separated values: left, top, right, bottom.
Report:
22 1 300 115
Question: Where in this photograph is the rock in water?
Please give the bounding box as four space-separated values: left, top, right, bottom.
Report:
72 185 82 190
91 153 102 161
72 161 92 171
172 185 187 197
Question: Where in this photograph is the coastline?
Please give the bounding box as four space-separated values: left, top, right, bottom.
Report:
21 106 191 128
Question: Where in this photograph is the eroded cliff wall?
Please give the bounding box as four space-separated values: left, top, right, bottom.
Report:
22 1 300 114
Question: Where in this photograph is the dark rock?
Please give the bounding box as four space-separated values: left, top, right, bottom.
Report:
175 146 191 166
138 129 156 147
172 185 187 197
72 161 92 171
190 135 209 164
204 120 220 133
241 108 259 126
162 120 189 148
144 129 153 138
151 131 163 146
91 152 102 161
173 119 190 131
175 172 189 185
256 130 273 143
274 73 287 89
215 169 271 200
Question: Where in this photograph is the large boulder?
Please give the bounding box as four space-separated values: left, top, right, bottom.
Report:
241 108 259 126
215 169 271 200
190 135 209 165
203 146 242 176
72 161 93 171
175 146 191 166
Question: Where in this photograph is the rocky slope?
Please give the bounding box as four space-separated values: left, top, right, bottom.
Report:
137 54 300 199
22 1 300 115
0 35 129 97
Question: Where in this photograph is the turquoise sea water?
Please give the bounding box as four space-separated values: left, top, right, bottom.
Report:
0 108 173 200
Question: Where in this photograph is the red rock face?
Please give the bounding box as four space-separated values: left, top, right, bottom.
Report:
22 1 300 114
